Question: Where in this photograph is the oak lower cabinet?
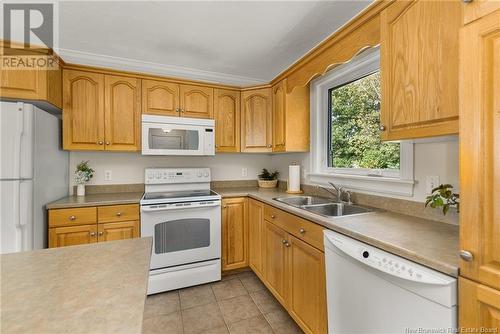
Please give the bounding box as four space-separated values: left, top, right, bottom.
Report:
241 88 272 152
380 0 461 140
271 79 310 152
63 69 141 151
222 198 248 271
48 204 140 248
459 8 500 332
264 220 289 305
248 198 265 279
214 89 241 152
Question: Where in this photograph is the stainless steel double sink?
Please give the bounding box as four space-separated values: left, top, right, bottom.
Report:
273 195 373 218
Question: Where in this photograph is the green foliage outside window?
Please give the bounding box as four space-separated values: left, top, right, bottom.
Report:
329 71 400 170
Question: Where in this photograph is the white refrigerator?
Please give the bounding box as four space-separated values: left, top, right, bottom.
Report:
0 101 69 253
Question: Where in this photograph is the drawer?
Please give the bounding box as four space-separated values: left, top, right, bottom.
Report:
264 204 324 251
49 207 97 228
98 204 140 223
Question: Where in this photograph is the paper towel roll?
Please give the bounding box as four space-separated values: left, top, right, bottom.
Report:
288 164 301 193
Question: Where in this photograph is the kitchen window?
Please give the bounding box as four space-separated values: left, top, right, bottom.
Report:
310 48 415 196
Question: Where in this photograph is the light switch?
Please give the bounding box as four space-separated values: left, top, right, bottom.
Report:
104 170 112 181
241 168 248 177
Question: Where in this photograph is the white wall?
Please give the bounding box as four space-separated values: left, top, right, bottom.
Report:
69 152 271 191
270 137 459 202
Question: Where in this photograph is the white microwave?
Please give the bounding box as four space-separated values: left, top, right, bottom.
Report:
142 115 215 156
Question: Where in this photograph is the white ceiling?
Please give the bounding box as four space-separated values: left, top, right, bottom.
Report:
59 1 372 85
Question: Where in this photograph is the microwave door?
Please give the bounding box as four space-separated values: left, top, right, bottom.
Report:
142 124 204 155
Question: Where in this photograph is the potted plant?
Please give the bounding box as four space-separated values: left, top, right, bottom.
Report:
74 161 95 196
258 168 279 188
425 184 460 215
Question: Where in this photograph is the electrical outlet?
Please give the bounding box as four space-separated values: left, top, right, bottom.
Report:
426 175 440 194
104 170 112 181
241 168 248 177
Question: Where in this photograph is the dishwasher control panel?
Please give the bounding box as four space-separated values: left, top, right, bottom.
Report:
324 231 456 286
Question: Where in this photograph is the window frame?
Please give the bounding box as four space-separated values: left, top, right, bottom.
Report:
309 47 415 196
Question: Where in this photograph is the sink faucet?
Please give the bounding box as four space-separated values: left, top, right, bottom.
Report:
317 182 353 204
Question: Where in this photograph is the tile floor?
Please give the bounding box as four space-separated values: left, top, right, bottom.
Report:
142 271 305 334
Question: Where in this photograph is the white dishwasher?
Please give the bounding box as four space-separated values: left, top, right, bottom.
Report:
324 230 457 334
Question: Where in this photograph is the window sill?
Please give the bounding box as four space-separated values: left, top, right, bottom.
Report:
307 172 415 197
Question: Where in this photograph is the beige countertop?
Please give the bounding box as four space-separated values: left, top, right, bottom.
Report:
214 187 460 277
1 237 152 334
46 192 144 209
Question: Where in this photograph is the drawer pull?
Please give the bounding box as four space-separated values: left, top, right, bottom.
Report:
116 212 122 217
90 232 96 237
69 215 76 221
460 250 474 262
299 228 305 234
271 215 276 219
284 242 290 247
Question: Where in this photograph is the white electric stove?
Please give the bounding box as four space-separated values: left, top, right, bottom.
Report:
140 167 221 294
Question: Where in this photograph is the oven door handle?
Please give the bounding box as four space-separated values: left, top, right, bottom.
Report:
141 202 221 212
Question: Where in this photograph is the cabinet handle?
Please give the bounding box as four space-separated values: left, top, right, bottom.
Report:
282 239 287 244
176 108 180 113
90 232 96 237
379 124 386 131
215 145 219 148
98 231 104 236
284 242 290 247
462 0 473 3
460 250 474 262
271 215 276 219
116 212 122 217
97 141 103 145
223 205 227 209
267 144 272 148
180 109 185 113
69 215 76 221
299 228 305 234
105 141 110 145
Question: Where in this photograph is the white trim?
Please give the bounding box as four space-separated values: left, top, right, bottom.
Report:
309 47 415 197
57 48 267 86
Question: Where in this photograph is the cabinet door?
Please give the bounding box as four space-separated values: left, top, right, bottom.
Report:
380 0 461 140
272 80 286 152
222 198 248 271
241 88 272 152
63 70 105 150
463 0 500 25
97 221 139 242
215 89 240 152
460 278 500 331
460 10 500 290
248 199 265 279
288 236 327 334
104 75 141 151
142 79 180 116
0 68 42 101
49 224 98 248
264 220 289 305
179 84 214 119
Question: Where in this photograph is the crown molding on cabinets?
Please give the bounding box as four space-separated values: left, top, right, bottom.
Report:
57 48 267 87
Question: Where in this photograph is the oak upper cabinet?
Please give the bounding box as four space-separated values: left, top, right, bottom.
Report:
463 0 500 24
460 278 500 330
248 198 265 279
380 0 461 140
180 84 214 119
272 79 310 152
0 42 62 110
459 10 500 292
142 79 180 116
241 88 272 152
264 220 289 305
49 224 98 248
288 235 327 334
222 198 248 271
63 69 105 150
104 75 141 151
214 89 240 152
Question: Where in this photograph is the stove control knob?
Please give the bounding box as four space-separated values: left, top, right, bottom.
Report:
204 172 209 177
197 172 202 177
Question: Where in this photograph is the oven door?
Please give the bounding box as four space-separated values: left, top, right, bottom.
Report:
141 201 221 270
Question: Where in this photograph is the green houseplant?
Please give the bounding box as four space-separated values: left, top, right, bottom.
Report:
258 168 280 188
74 161 95 196
425 184 460 215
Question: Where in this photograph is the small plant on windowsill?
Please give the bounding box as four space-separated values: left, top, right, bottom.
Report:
258 168 280 188
425 184 460 215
